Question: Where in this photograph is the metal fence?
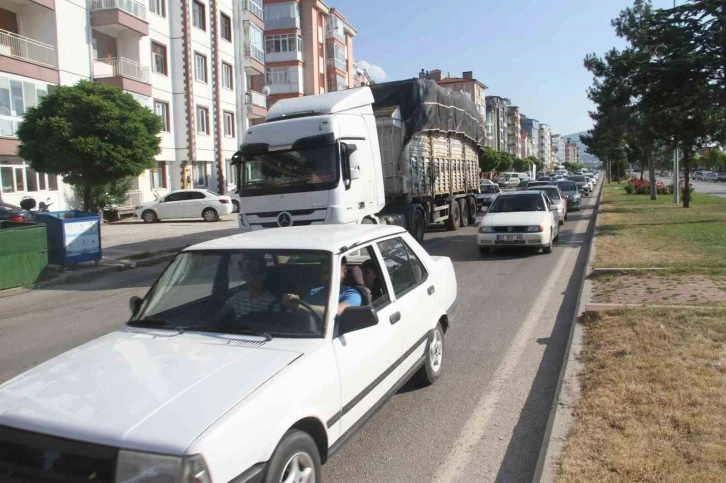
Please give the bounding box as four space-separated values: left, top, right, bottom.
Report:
244 0 263 19
246 90 267 108
244 42 265 63
0 30 57 68
93 57 150 83
91 0 147 20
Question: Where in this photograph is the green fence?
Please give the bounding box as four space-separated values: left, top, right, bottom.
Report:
0 223 48 290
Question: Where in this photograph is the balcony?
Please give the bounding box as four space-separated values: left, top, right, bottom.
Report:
243 0 263 21
266 16 300 31
0 29 59 83
326 29 345 43
243 42 264 75
90 0 148 36
93 57 151 96
327 57 347 72
246 90 267 119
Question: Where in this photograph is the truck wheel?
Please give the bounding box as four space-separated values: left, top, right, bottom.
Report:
411 209 425 243
467 197 477 225
457 199 469 227
445 201 460 231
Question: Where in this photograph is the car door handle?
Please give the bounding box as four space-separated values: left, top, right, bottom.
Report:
427 285 435 295
390 312 401 324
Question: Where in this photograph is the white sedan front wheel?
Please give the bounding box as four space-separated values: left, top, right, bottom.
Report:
265 430 321 483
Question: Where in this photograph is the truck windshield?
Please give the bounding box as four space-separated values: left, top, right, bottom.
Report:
239 144 339 196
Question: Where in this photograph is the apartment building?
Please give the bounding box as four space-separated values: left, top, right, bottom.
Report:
538 123 551 168
263 0 357 107
506 105 520 157
484 96 509 152
0 0 267 210
419 69 488 125
551 133 564 166
564 139 581 164
521 117 539 161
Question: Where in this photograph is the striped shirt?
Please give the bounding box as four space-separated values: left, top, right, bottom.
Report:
224 291 279 318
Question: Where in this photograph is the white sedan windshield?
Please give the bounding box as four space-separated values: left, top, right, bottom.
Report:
132 250 333 338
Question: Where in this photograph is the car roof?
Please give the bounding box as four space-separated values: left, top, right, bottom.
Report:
497 190 542 197
527 185 559 189
186 224 407 252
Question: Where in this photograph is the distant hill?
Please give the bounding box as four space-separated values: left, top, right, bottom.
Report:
564 131 599 165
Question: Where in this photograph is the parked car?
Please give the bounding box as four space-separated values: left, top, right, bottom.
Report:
717 172 726 182
703 171 718 182
476 191 560 255
527 185 567 224
555 180 582 211
0 202 34 223
0 224 458 483
135 189 233 222
567 175 591 196
476 183 501 209
693 170 704 181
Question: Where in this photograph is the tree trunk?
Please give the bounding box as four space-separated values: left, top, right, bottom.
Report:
682 149 691 208
640 158 645 180
83 185 93 213
647 150 656 200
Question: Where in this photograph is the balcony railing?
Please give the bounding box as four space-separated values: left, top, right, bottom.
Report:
91 0 147 21
93 57 150 83
244 42 265 63
117 190 142 209
246 90 267 109
244 0 263 20
0 29 57 68
327 58 347 71
326 29 345 43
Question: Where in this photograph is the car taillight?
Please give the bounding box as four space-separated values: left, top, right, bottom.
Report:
9 215 30 222
219 199 229 204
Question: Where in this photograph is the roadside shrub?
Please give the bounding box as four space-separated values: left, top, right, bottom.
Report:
624 182 635 194
667 180 695 198
625 177 669 195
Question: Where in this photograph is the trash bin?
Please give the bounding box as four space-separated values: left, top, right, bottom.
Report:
37 211 102 266
0 222 48 290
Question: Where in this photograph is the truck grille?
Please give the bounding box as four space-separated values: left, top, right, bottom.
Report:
247 208 317 218
492 226 528 233
0 426 117 483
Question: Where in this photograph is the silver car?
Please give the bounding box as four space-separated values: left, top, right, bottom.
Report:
527 185 567 224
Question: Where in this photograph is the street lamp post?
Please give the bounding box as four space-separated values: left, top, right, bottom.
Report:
672 0 679 203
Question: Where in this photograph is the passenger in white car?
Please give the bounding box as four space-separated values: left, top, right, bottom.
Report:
221 256 279 319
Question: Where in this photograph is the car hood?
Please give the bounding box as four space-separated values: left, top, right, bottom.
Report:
477 192 498 199
482 211 548 226
0 330 302 454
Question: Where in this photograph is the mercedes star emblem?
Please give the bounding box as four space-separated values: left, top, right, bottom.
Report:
507 226 513 232
277 212 293 227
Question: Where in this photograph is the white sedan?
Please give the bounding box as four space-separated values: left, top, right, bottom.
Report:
135 189 233 222
476 191 560 255
0 224 458 483
527 185 567 224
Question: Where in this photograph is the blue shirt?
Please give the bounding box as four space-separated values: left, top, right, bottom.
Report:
307 286 362 306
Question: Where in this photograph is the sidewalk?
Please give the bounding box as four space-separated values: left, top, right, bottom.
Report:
100 215 239 259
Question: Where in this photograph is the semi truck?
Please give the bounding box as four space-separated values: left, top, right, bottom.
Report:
230 78 484 242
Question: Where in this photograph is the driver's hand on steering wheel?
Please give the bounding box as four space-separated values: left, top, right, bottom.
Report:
281 293 301 307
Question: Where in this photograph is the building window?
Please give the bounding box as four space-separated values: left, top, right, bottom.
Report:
264 33 303 54
223 111 234 137
264 2 301 22
222 62 233 89
266 67 298 85
149 0 165 17
154 100 170 132
196 105 209 134
193 0 206 30
0 158 58 193
220 13 231 42
192 161 208 187
150 161 168 189
151 42 167 75
194 53 207 83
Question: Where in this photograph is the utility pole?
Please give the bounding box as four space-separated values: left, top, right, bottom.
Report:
672 0 679 203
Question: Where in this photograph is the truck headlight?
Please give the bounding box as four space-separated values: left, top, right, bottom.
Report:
478 226 494 233
116 451 211 483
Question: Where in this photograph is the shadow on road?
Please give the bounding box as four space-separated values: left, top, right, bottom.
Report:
492 189 599 482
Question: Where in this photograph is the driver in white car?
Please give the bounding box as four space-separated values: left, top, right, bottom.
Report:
282 257 362 315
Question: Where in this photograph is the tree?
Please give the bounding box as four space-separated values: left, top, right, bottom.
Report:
564 161 584 172
17 81 162 212
479 147 514 173
525 156 545 172
72 178 133 212
512 157 531 172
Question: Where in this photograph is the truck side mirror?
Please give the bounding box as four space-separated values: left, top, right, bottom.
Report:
341 143 360 188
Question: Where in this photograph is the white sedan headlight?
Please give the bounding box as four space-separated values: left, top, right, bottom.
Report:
116 451 211 483
478 226 495 233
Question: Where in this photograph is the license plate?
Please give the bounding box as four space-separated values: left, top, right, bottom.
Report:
496 234 522 241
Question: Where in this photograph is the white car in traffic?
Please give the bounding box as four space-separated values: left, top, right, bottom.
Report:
135 189 233 222
477 191 560 255
527 185 567 224
0 224 458 483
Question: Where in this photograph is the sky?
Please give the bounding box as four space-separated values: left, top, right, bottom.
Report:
334 0 675 137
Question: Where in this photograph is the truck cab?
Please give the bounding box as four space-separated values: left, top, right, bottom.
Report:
232 88 385 231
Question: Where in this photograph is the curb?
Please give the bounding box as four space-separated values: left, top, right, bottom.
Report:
532 182 603 483
0 249 180 295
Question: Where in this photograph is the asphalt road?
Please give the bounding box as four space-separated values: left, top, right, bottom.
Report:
0 187 599 482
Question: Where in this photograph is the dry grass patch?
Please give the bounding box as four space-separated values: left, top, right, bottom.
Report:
557 309 726 483
594 184 726 270
591 272 726 306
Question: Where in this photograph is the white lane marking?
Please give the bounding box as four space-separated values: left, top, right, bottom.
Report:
431 211 590 483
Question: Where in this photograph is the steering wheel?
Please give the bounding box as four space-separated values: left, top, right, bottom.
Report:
289 298 323 326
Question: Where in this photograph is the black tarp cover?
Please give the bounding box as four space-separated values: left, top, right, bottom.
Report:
370 78 485 152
